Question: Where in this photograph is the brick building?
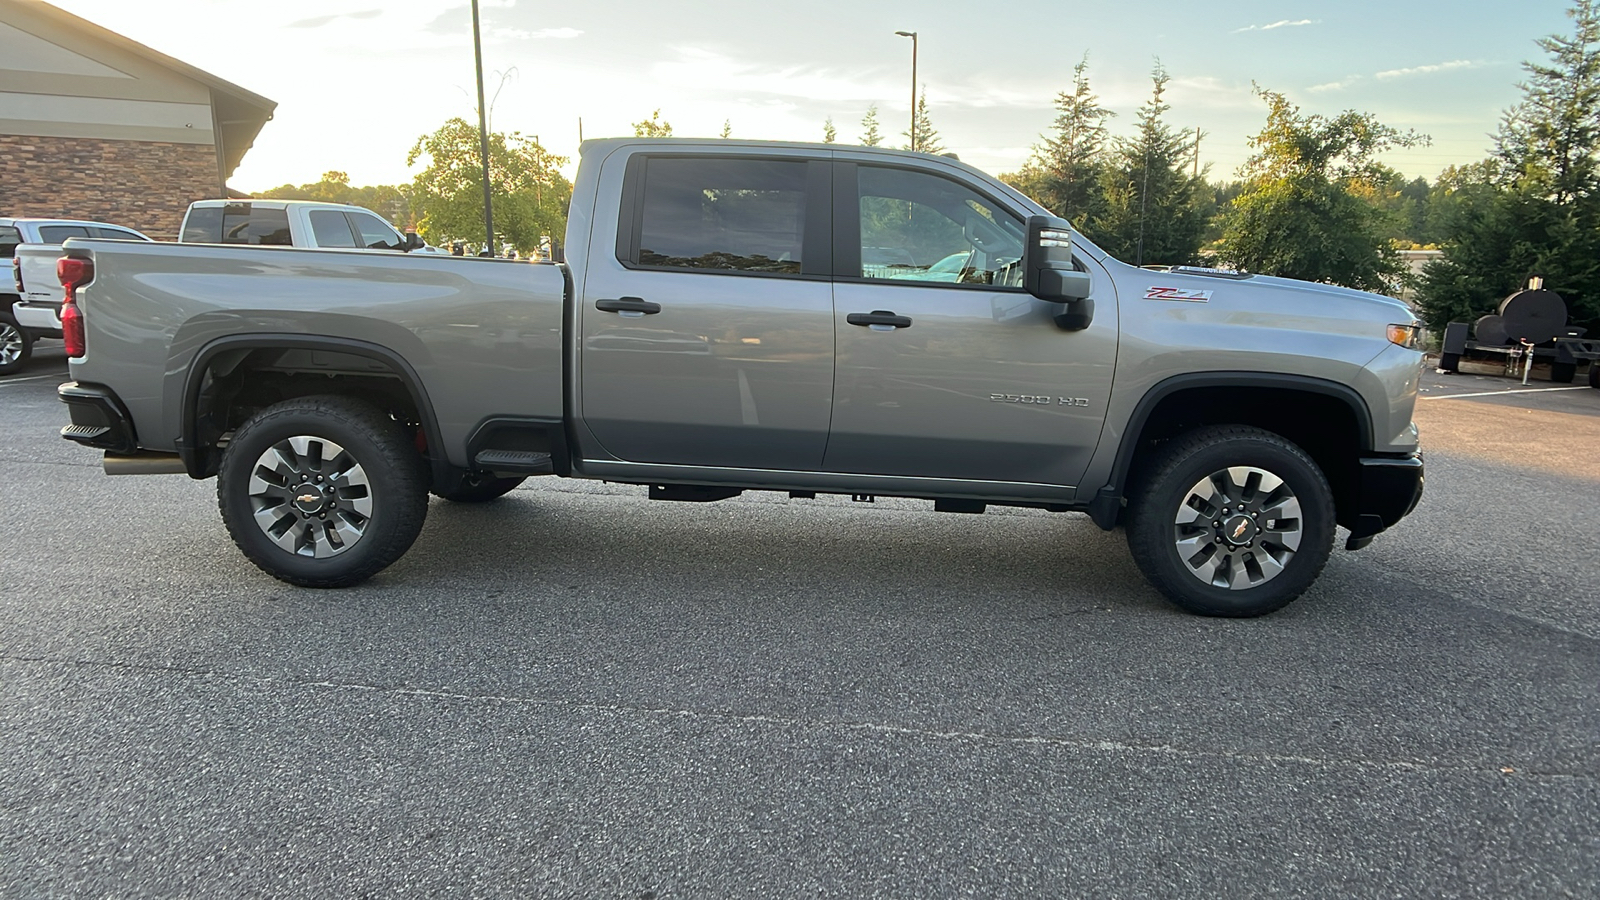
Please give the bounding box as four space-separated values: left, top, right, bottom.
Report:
0 0 275 239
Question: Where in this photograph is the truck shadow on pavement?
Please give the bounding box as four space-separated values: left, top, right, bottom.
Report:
399 486 1168 616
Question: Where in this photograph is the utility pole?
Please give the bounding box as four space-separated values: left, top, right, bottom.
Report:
895 31 918 152
1193 127 1202 179
471 0 494 256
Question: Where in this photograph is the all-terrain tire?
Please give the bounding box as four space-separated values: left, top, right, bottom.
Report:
1125 425 1336 617
217 396 428 587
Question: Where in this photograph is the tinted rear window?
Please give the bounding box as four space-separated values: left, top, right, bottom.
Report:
222 205 292 246
632 157 808 274
181 206 223 243
38 225 90 243
0 226 20 258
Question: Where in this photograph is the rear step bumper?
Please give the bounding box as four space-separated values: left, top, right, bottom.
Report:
58 381 137 455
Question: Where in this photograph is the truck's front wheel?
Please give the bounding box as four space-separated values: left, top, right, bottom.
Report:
1125 426 1335 617
217 396 428 587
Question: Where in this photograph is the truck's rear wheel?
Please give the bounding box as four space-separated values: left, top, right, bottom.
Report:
218 396 427 587
0 309 33 376
1126 426 1335 617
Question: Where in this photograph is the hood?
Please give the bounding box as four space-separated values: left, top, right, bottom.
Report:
1124 263 1417 324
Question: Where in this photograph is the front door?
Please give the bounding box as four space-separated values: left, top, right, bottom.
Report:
824 162 1117 488
579 154 835 470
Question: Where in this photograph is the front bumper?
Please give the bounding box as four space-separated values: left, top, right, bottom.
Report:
1345 453 1424 550
58 381 137 454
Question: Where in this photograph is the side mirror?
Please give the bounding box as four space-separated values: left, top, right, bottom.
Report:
402 232 425 252
1025 215 1094 330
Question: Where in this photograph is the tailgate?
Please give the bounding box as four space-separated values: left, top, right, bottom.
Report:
15 243 64 311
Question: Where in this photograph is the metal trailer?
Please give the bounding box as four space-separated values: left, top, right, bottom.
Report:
1436 286 1600 387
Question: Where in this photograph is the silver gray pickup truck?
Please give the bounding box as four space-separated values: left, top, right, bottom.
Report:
53 138 1423 617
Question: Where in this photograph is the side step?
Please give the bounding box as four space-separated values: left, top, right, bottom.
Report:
473 449 554 475
649 484 743 503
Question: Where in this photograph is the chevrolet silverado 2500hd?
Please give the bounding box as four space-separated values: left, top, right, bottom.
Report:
51 138 1423 616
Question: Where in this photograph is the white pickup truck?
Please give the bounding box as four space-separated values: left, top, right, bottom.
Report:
4 217 151 374
7 202 436 374
178 199 432 253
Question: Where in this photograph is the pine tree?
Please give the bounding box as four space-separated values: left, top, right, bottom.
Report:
1089 64 1206 266
860 106 883 147
1499 0 1600 202
823 117 837 144
1001 56 1114 228
902 88 943 155
1417 0 1600 331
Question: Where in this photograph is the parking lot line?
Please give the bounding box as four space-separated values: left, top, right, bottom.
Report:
1420 386 1591 401
0 373 61 387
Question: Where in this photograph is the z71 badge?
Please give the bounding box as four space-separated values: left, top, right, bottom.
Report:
1144 286 1213 302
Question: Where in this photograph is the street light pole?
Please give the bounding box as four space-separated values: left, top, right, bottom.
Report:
471 0 494 256
895 31 917 152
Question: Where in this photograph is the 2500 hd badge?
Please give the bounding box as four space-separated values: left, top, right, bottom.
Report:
990 393 1091 407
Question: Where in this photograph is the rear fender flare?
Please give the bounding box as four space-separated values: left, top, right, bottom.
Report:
177 334 445 483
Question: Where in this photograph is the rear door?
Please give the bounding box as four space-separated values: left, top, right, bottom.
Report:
824 161 1117 487
578 151 835 470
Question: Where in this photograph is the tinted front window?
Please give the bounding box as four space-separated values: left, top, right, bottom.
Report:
309 210 358 248
857 166 1024 286
181 207 223 243
348 212 403 250
38 225 91 244
634 157 807 274
221 205 292 246
88 227 148 241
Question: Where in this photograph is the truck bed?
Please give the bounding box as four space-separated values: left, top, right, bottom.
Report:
63 238 567 470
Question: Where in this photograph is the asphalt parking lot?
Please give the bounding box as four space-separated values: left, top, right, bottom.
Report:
2 350 1596 898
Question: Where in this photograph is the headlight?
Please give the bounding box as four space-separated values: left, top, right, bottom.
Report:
1387 323 1420 349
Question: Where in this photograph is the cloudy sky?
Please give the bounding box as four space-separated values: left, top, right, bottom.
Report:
45 0 1579 192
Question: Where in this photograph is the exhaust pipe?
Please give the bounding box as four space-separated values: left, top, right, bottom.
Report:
103 452 187 476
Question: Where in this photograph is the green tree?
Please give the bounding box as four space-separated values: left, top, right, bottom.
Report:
633 109 673 137
1087 64 1207 266
860 105 883 147
405 118 570 256
1001 56 1114 229
1417 0 1600 332
720 119 733 139
1216 87 1427 291
822 117 837 144
902 88 943 155
257 171 412 227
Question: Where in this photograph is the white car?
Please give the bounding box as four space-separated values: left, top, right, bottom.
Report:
4 217 152 374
